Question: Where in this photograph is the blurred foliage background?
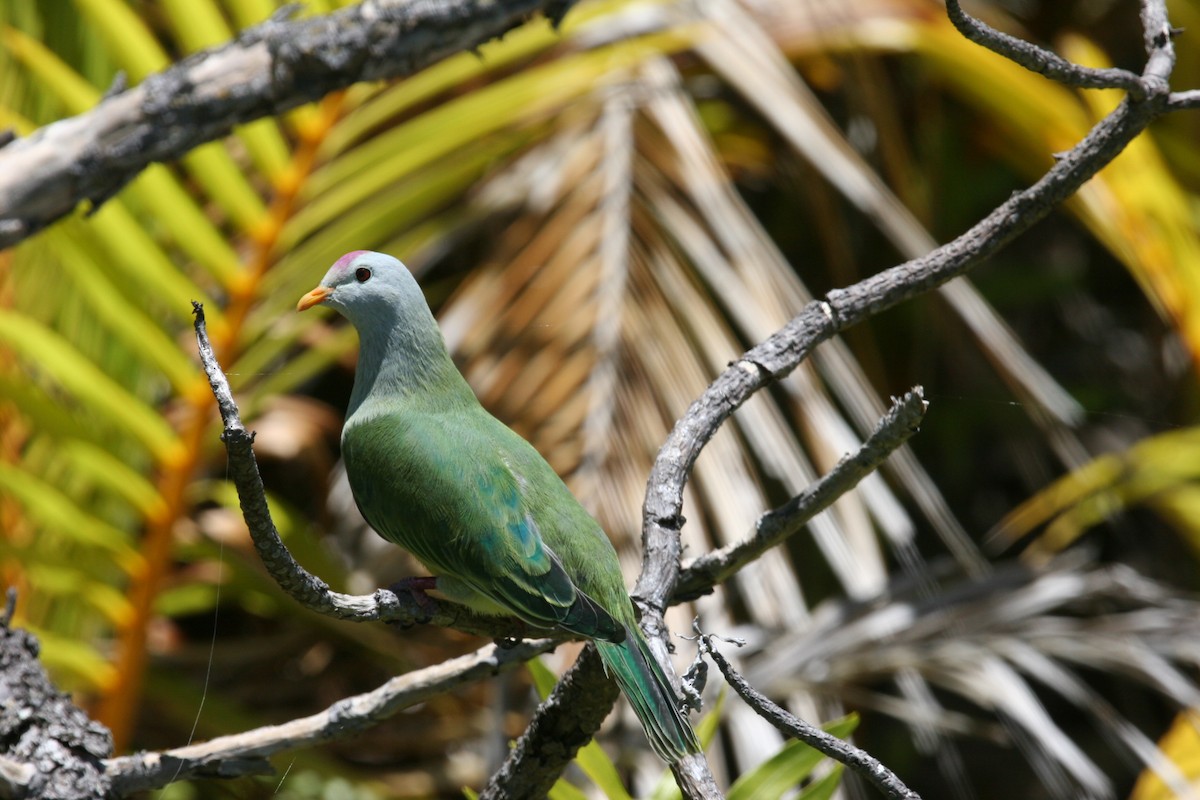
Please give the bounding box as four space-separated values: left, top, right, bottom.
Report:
3 0 1200 797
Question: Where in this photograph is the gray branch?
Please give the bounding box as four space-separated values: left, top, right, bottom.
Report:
944 0 1146 97
0 0 578 249
478 646 619 799
104 637 554 794
674 388 928 602
0 590 113 800
698 633 921 800
632 0 1179 621
482 1 1188 795
7 0 1193 796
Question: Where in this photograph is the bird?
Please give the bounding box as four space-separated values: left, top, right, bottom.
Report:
298 250 700 763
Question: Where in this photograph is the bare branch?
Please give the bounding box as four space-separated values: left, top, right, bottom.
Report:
1168 90 1200 109
698 633 921 800
612 5 1184 795
479 647 619 799
674 388 928 602
106 638 554 794
0 596 113 800
0 0 579 249
944 0 1145 97
633 36 1174 623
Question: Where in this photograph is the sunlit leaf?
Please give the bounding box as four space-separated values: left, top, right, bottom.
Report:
289 30 698 248
73 0 170 80
22 563 133 624
0 311 181 462
548 781 590 800
1129 711 1200 800
992 427 1200 558
0 462 142 567
796 764 843 800
26 625 118 692
727 715 858 800
82 202 218 326
155 581 221 618
57 439 165 519
0 25 99 112
46 227 198 392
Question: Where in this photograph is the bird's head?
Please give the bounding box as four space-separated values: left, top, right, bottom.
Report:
297 251 422 326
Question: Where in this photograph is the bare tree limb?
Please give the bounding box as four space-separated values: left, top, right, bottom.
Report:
104 638 555 794
697 632 921 800
673 388 928 602
1167 89 1200 108
491 0 1187 795
620 4 1180 788
944 0 1146 97
0 0 579 249
633 0 1179 625
479 646 619 800
0 590 113 800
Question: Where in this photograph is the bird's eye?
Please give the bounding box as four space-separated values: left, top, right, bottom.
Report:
355 267 371 283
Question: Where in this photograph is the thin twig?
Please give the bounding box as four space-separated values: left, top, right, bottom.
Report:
699 634 921 800
674 388 927 602
105 638 555 793
944 0 1146 97
1167 89 1200 109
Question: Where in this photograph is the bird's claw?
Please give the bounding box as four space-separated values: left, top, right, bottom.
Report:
387 576 439 624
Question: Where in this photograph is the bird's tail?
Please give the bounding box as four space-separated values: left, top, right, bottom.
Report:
596 627 701 763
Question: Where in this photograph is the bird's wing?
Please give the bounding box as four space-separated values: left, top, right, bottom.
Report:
469 451 625 641
356 411 625 642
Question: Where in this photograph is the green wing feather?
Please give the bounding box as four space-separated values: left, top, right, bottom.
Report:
343 409 625 641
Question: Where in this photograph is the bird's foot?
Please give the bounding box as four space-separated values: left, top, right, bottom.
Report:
387 576 440 625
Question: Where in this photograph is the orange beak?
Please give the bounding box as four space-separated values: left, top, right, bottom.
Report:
297 285 333 311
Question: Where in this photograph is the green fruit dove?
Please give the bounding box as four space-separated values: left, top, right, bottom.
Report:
298 251 700 763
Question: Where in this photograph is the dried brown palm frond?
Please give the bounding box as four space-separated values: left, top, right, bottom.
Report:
748 555 1200 799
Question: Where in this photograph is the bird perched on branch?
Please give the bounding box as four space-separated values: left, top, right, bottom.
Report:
298 250 700 762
